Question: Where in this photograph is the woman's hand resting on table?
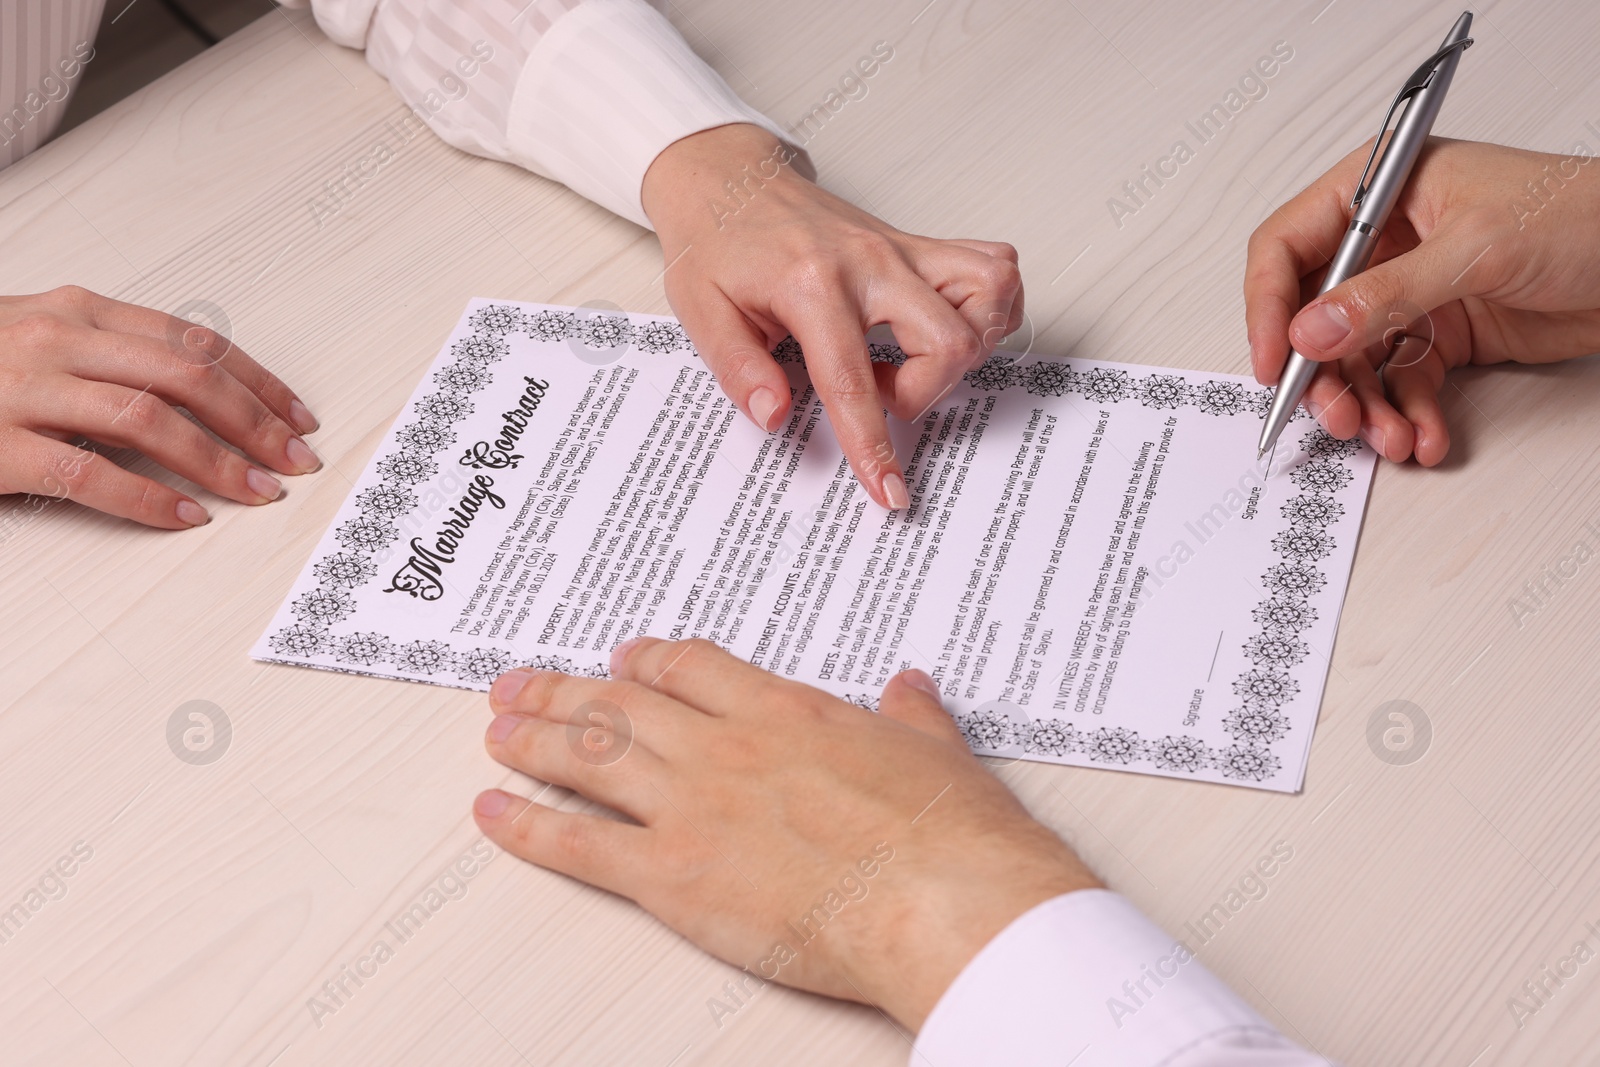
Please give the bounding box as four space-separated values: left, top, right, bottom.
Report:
643 123 1024 511
0 285 320 528
473 638 1097 1030
1246 137 1600 465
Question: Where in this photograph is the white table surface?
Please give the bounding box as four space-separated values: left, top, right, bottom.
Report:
2 2 1598 1064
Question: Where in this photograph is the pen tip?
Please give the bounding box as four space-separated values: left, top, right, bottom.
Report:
1257 446 1268 461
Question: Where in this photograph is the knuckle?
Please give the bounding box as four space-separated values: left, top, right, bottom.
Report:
248 399 281 439
976 255 1021 295
577 679 647 718
134 477 162 518
263 374 296 409
785 253 847 296
45 448 96 493
1367 272 1407 311
673 638 720 670
936 326 981 366
205 442 237 485
822 361 878 402
1350 287 1408 340
514 670 565 714
710 344 774 387
552 815 593 858
46 284 95 313
848 229 899 265
119 391 165 432
193 328 234 364
173 324 211 355
173 345 222 384
9 313 70 352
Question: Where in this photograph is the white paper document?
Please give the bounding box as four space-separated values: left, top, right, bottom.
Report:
254 300 1375 791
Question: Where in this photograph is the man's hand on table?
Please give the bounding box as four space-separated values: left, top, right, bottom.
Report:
642 123 1025 513
0 286 320 528
473 637 1098 1030
1246 137 1600 466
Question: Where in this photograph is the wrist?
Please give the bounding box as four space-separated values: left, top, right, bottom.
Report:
843 836 1100 1030
641 123 807 240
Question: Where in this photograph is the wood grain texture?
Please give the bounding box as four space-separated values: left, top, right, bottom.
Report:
2 1 1598 1064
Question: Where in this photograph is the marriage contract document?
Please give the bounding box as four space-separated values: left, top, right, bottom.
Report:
254 300 1375 791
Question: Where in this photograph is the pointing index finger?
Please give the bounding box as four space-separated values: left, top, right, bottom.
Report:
787 304 908 510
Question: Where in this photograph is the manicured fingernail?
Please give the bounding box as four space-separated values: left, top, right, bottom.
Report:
491 669 535 706
748 387 785 432
288 399 319 434
246 468 283 502
487 714 521 744
916 382 956 422
474 790 512 818
1292 302 1351 352
285 436 321 473
901 668 942 699
1360 423 1387 457
610 636 647 674
882 472 910 510
176 500 210 527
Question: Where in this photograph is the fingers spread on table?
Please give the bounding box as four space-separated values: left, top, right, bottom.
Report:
610 637 805 719
474 790 649 899
488 667 703 764
5 430 209 529
34 379 286 506
77 288 319 434
482 713 660 822
69 328 319 476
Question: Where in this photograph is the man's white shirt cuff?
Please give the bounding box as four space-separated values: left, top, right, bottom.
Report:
913 889 1327 1067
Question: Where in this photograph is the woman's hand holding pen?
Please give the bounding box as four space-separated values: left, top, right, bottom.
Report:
643 123 1024 511
1246 137 1600 466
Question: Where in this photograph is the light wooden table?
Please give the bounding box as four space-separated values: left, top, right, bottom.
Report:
3 2 1598 1064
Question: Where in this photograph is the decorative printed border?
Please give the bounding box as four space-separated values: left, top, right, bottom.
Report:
776 340 1302 419
266 303 1363 785
943 420 1364 783
263 305 690 683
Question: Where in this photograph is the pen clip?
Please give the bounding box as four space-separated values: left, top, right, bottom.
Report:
1350 37 1473 211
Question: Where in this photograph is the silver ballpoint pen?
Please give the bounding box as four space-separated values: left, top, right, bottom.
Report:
1257 11 1474 460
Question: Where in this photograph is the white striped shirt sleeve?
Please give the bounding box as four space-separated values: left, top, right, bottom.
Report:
0 0 106 170
4 0 803 229
284 0 803 228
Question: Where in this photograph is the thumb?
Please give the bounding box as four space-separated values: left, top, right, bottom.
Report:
1288 227 1482 362
879 669 968 748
